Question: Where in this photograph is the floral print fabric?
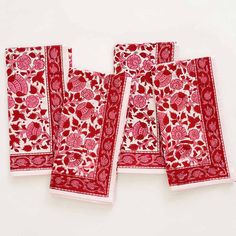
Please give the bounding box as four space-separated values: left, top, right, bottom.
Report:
50 70 131 202
6 45 69 174
153 57 230 188
114 42 175 172
5 42 231 197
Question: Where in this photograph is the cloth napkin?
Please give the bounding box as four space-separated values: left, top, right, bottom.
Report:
6 45 71 175
113 42 175 173
153 57 232 189
50 69 131 203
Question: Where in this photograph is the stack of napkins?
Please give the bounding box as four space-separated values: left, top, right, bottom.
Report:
5 42 233 203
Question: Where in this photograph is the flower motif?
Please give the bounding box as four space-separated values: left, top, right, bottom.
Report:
199 72 208 83
81 88 94 100
192 170 204 178
187 61 196 76
160 48 170 60
133 95 146 108
55 177 64 184
53 108 61 122
8 96 15 109
17 54 31 70
109 110 117 119
170 92 188 111
198 58 206 68
15 158 30 166
143 60 153 71
25 95 39 108
67 153 82 168
33 59 44 70
176 172 187 180
32 157 46 165
202 105 213 119
171 125 187 140
104 141 112 150
189 129 200 140
51 94 61 107
110 92 118 103
213 151 222 163
176 144 192 158
58 115 69 132
127 54 141 70
209 136 219 148
76 102 94 120
8 74 28 96
203 89 212 101
208 120 217 131
70 179 82 188
99 105 105 115
170 79 183 90
191 91 199 103
137 154 152 164
98 170 107 182
84 139 96 150
49 63 58 73
157 112 166 132
50 48 58 59
113 77 122 88
26 122 42 140
155 71 171 87
121 155 135 164
51 77 61 90
67 76 86 92
100 155 109 166
66 133 82 148
132 121 148 140
208 168 217 175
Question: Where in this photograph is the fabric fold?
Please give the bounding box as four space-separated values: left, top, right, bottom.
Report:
50 69 131 203
152 57 232 189
113 42 175 173
6 45 71 175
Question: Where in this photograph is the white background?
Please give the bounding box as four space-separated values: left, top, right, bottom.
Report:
1 0 236 235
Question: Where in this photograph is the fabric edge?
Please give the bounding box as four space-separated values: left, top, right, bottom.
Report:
117 167 166 174
107 75 132 202
10 169 51 176
170 178 234 191
49 189 113 204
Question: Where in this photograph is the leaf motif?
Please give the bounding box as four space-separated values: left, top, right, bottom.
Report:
72 117 79 126
32 71 44 83
136 112 144 119
137 84 145 94
12 110 25 122
23 145 32 152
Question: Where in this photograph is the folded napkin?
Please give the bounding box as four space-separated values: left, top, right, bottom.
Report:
153 57 232 189
113 42 175 173
6 45 71 175
50 69 131 203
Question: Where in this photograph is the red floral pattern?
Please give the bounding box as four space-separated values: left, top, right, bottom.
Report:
50 71 128 198
114 42 175 171
153 57 230 186
6 45 67 173
51 70 110 178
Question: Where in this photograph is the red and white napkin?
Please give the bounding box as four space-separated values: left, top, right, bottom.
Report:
50 69 131 203
113 42 175 173
6 45 71 176
153 57 232 189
